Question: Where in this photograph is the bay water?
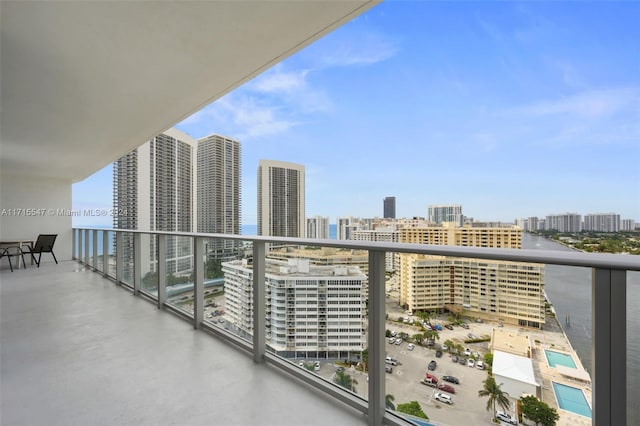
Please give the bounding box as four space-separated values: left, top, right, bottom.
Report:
524 233 639 424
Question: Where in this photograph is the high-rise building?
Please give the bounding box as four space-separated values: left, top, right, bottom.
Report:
306 215 329 239
113 128 196 276
197 134 241 259
383 196 396 219
545 213 582 232
257 160 305 238
428 204 463 226
223 258 366 359
621 219 636 231
351 228 400 271
583 213 620 233
399 254 545 328
337 216 358 240
400 222 522 249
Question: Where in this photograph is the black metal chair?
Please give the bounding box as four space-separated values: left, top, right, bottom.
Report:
0 246 28 272
22 234 58 267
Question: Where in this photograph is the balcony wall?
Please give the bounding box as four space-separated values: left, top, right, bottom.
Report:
0 172 73 261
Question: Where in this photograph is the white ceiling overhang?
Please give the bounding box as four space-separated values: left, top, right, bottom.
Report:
0 0 378 182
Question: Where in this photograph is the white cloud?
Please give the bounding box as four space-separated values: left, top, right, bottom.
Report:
512 87 639 118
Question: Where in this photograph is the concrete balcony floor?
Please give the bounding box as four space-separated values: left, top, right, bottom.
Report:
1 261 366 426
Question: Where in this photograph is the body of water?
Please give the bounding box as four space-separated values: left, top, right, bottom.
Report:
524 233 639 424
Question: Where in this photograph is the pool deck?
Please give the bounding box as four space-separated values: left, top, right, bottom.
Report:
523 315 592 425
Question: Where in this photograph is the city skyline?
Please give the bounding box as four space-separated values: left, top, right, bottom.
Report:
72 1 640 226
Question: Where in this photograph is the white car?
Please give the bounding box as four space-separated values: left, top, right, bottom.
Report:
434 392 453 404
476 360 485 370
467 358 475 368
441 344 448 351
314 361 320 371
394 338 403 345
495 411 517 425
407 343 415 351
464 348 471 356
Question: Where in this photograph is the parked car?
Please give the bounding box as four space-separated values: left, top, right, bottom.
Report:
427 339 435 347
385 365 393 374
428 360 437 371
407 343 415 351
472 351 480 358
388 337 396 344
442 375 459 384
434 324 442 331
435 350 443 358
444 324 454 330
391 331 397 337
437 383 456 394
385 356 398 366
421 377 437 387
467 358 475 368
464 348 471 356
425 373 438 382
395 338 403 345
451 355 458 363
476 361 485 370
314 361 321 371
458 357 467 365
336 366 345 372
461 323 469 329
495 411 517 425
441 344 448 351
467 333 477 339
434 392 453 404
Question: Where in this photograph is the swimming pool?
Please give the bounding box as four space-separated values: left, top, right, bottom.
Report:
545 349 577 368
552 382 592 418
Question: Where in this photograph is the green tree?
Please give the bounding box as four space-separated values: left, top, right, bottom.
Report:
443 339 454 351
361 348 369 372
385 394 395 411
396 401 428 419
205 258 223 279
424 329 440 342
484 352 494 367
334 370 357 393
385 329 392 338
478 376 510 418
413 333 425 345
455 343 465 355
520 395 559 426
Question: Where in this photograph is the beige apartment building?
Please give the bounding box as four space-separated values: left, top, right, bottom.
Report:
397 223 543 328
399 254 545 328
400 222 522 248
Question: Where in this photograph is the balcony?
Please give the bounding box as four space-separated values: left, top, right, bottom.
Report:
3 228 637 425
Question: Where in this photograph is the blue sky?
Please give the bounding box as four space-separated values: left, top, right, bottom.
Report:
73 1 640 226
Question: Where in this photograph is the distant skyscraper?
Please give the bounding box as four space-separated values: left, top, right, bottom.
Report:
621 219 636 231
257 160 305 238
583 213 620 233
113 128 196 275
383 196 396 219
306 215 329 239
428 204 463 226
545 213 582 232
197 134 241 259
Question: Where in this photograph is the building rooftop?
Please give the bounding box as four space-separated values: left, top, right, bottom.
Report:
493 350 539 387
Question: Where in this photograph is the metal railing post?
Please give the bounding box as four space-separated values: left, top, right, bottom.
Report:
92 230 98 270
368 250 386 426
193 237 204 329
133 233 141 295
592 268 626 426
115 232 123 285
157 234 167 309
72 228 77 260
102 230 109 277
253 241 266 363
84 229 90 267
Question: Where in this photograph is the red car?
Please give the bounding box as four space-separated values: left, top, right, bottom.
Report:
437 383 456 394
425 373 438 383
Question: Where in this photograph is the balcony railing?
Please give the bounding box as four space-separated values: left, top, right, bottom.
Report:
73 227 640 426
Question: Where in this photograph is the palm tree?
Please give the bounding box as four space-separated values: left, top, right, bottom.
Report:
478 376 511 419
334 370 357 393
385 394 396 410
443 339 454 351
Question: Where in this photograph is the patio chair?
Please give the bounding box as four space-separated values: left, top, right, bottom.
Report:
0 246 28 272
22 234 58 267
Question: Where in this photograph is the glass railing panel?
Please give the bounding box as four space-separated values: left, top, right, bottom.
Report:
164 235 195 317
203 237 252 342
263 244 369 399
628 270 639 426
139 233 158 299
106 230 116 278
95 231 104 273
120 232 135 286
